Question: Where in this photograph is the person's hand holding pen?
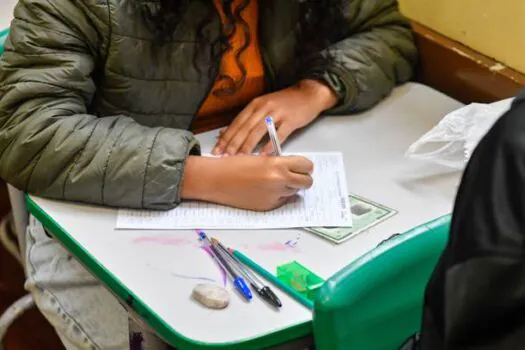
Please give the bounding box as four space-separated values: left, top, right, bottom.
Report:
180 155 313 211
212 79 338 156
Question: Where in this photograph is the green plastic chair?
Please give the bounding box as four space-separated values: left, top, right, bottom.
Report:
0 29 7 55
313 215 451 350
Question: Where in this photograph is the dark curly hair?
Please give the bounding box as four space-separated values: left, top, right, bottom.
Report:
141 0 345 95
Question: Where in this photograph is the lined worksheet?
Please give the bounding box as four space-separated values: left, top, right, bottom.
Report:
116 152 352 230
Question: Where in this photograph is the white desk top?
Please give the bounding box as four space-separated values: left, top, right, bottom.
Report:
29 83 465 347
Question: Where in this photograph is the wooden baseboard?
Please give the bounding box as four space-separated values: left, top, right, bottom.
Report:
412 21 525 104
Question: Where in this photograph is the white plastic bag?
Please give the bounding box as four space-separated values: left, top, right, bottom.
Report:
405 103 507 170
464 103 509 160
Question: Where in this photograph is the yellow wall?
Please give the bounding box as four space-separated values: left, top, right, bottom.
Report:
399 0 525 73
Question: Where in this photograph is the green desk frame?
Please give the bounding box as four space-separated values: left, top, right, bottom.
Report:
26 196 311 350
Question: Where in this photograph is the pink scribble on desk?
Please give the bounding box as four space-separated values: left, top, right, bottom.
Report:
132 236 191 246
132 233 301 254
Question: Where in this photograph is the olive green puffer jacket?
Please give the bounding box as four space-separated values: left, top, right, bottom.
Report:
0 0 417 209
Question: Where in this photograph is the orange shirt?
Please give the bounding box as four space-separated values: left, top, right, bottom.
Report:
192 0 266 133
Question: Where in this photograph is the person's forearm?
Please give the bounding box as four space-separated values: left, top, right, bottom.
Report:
180 156 221 202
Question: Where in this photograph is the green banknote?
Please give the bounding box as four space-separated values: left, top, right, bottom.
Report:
304 194 397 244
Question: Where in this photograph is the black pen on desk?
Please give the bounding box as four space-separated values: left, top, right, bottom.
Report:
211 238 282 308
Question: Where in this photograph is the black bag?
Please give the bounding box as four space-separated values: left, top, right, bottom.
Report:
402 91 525 350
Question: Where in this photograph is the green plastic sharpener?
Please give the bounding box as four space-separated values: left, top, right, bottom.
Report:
276 261 325 301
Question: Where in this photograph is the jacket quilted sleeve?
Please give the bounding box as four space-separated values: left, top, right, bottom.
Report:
0 0 199 210
302 0 418 114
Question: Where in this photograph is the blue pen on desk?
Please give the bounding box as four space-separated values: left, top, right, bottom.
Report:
198 231 252 301
265 116 282 156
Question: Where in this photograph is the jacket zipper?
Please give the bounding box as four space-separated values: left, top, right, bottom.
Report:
258 5 275 93
260 47 275 93
188 52 221 133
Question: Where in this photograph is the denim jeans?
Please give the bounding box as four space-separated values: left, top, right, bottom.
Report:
24 215 166 350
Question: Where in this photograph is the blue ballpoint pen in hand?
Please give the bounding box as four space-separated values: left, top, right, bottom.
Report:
198 231 252 301
265 116 282 156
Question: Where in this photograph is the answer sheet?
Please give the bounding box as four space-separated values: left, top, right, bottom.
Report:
116 152 352 230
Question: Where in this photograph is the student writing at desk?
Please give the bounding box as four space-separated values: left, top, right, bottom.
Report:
0 0 416 348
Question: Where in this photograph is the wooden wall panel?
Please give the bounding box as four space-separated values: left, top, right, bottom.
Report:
412 21 525 103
